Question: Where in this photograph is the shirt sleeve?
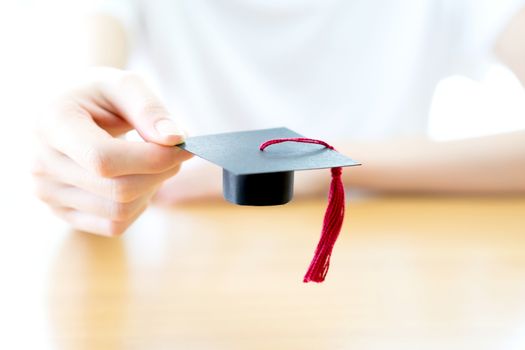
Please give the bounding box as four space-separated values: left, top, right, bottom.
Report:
446 0 525 78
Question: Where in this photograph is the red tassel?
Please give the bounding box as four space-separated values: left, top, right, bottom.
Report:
259 137 346 283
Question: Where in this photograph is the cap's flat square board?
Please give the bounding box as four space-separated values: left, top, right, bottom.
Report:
178 127 360 175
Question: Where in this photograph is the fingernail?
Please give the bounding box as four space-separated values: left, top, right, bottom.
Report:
155 119 186 141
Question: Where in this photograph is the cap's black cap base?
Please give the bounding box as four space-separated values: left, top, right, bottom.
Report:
223 169 294 206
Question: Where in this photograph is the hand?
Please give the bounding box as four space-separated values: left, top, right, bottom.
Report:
32 67 193 236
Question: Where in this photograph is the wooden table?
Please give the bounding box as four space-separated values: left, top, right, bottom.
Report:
3 195 525 349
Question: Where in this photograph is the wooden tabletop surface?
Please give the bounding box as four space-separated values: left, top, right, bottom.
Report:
2 195 525 350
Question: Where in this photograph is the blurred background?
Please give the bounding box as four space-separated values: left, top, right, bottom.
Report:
0 1 524 349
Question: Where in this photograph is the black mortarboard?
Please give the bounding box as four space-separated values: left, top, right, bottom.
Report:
178 127 360 206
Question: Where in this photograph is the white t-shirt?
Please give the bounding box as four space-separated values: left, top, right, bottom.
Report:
96 0 525 141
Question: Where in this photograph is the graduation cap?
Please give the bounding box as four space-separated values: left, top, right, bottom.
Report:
178 127 360 283
178 127 359 205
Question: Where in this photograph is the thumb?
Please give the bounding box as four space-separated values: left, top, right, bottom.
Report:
99 69 187 146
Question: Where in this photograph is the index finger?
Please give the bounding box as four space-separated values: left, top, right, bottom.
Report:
42 101 192 177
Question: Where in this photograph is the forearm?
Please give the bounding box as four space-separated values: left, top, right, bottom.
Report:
345 5 525 195
84 14 129 68
495 5 525 87
338 131 525 194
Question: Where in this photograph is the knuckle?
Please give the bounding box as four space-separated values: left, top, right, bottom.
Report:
114 72 167 117
30 158 46 177
51 97 81 115
107 220 128 237
85 145 114 178
34 186 51 203
139 100 168 119
169 164 182 177
144 148 173 172
117 71 142 87
160 164 182 181
34 115 50 141
109 201 135 221
50 207 71 224
50 97 87 125
109 178 137 203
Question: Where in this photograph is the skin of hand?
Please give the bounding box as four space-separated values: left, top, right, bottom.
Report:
32 67 193 236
